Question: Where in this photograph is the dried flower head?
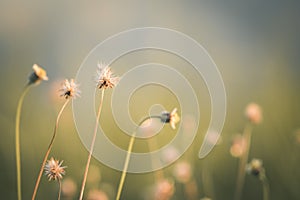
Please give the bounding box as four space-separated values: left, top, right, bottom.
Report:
28 64 48 85
245 103 262 124
161 108 180 129
96 63 119 89
59 79 80 99
44 157 66 181
246 158 264 177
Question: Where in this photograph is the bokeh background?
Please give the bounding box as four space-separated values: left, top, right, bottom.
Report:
1 1 300 200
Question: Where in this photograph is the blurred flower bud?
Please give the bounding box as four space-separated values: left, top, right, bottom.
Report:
161 146 180 164
173 161 192 183
246 158 264 177
230 134 247 157
154 179 175 200
245 103 262 124
87 189 109 200
61 178 77 198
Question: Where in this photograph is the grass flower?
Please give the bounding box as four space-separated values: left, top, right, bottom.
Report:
59 79 81 99
44 157 66 181
246 158 264 177
32 78 78 200
44 157 66 200
246 159 270 200
161 108 180 129
79 63 119 200
15 64 48 200
96 63 119 89
116 108 181 200
28 64 49 85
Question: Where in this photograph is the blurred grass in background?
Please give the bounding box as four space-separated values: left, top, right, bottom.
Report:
1 1 300 199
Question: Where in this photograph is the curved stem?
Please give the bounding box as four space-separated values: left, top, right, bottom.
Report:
32 99 70 200
234 123 253 200
15 85 31 200
79 90 105 200
115 115 161 200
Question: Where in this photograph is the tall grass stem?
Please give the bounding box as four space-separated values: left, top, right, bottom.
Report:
58 179 62 200
32 99 70 200
261 175 270 200
15 85 31 200
115 116 161 200
234 123 253 200
79 90 105 200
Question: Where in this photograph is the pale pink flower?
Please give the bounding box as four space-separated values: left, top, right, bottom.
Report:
154 179 175 200
230 134 247 157
245 103 262 124
173 161 192 183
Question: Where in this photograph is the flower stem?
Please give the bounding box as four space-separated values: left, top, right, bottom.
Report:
15 85 31 200
115 116 161 200
58 179 62 200
234 123 253 200
79 89 105 200
260 173 270 200
32 99 70 200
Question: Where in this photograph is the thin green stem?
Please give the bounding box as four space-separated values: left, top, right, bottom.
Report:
15 85 31 200
115 115 161 200
234 123 253 200
32 99 70 200
79 90 105 200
